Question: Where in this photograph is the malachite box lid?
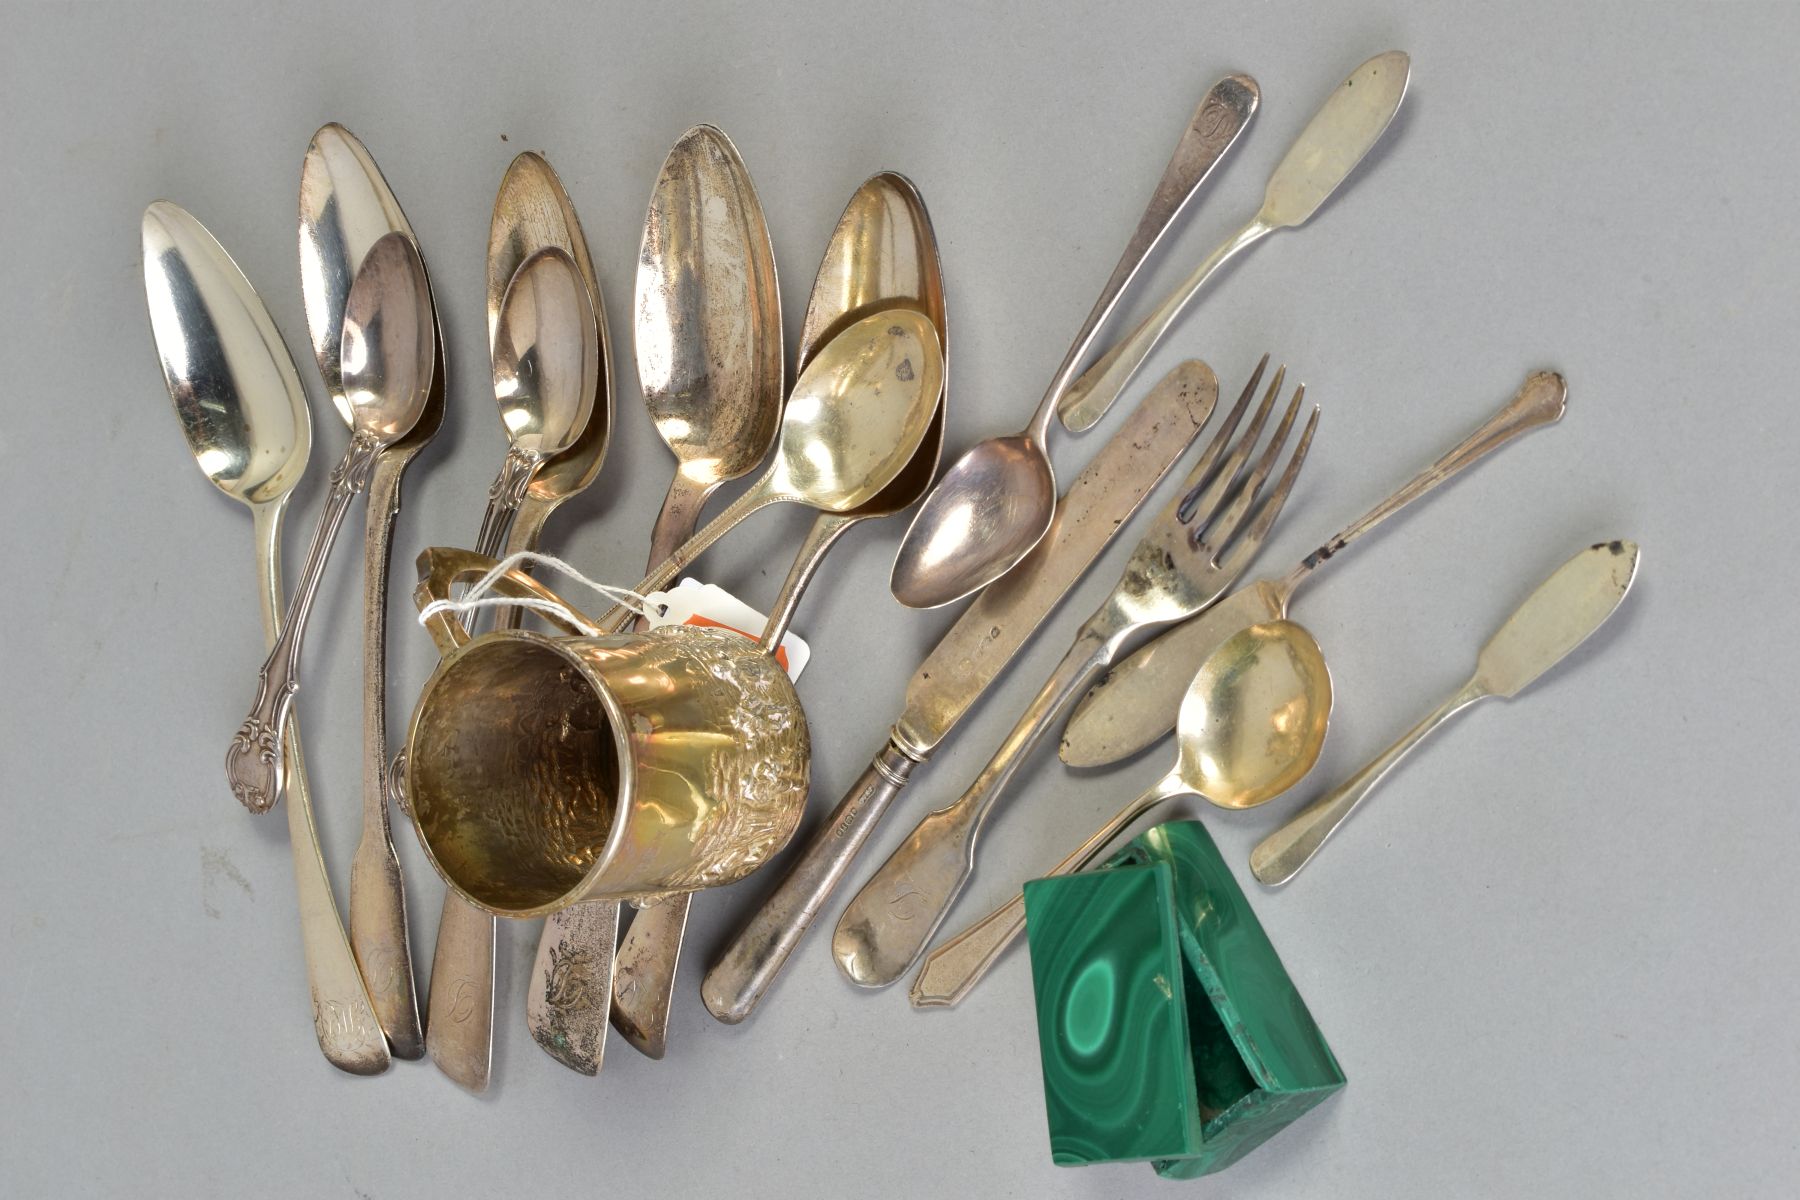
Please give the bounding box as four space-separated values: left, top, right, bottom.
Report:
1021 819 1344 1179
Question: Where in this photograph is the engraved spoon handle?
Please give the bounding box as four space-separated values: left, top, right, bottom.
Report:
250 500 390 1075
1042 74 1259 433
911 767 1190 1007
425 889 496 1092
1251 681 1487 886
228 432 380 813
703 741 919 1023
349 453 424 1058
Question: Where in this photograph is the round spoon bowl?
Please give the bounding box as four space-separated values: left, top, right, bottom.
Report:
773 309 942 513
340 232 434 442
492 245 598 458
143 201 311 507
1179 618 1332 809
890 434 1053 607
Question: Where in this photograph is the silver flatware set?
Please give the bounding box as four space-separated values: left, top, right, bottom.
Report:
142 48 1639 1090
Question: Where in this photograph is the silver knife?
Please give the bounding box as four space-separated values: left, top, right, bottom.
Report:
1250 539 1641 885
699 360 1221 1023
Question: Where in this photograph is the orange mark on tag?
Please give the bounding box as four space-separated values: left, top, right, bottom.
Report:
685 614 790 672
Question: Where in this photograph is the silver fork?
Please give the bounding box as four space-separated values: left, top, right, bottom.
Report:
831 356 1317 988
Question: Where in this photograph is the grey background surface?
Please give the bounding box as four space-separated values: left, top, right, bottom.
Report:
3 1 1795 1196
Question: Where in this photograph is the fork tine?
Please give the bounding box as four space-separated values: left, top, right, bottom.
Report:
1217 404 1320 580
1183 362 1285 539
1176 353 1266 523
1195 381 1304 552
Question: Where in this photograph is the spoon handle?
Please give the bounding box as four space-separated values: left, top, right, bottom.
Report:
833 623 1121 987
911 767 1190 1008
424 889 496 1092
1251 680 1487 886
609 509 863 1053
595 477 779 632
227 431 380 813
1272 371 1567 603
475 448 536 563
348 453 425 1059
1057 217 1269 433
250 501 391 1076
1036 75 1258 433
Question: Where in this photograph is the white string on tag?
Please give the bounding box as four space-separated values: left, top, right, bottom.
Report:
416 550 661 630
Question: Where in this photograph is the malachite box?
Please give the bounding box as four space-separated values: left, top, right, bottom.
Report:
1021 819 1344 1179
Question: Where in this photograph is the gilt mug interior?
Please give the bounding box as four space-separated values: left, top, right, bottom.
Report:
406 631 631 916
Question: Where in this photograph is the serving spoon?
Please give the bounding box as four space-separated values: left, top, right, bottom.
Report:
593 307 944 630
225 232 434 813
910 619 1331 1007
608 172 948 1059
144 200 389 1073
425 243 599 1094
299 121 440 1061
525 125 782 1075
888 74 1260 610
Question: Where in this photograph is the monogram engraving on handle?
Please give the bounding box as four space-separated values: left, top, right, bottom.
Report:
448 977 481 1024
888 881 927 922
543 943 603 1012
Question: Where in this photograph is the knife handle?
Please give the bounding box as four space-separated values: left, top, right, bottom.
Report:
702 741 917 1023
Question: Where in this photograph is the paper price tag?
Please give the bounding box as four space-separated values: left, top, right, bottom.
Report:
640 579 810 681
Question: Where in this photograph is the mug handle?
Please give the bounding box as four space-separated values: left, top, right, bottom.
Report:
411 546 604 655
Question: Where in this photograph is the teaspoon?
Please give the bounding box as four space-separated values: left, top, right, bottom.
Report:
225 232 434 813
888 75 1260 609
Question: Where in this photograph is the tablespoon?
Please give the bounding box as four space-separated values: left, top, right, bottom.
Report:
1057 51 1410 432
593 308 944 630
425 244 599 1093
1061 371 1567 767
608 172 948 1059
889 75 1260 610
299 121 439 1061
143 201 389 1073
1250 540 1640 885
225 232 434 813
912 620 1332 1007
525 125 781 1074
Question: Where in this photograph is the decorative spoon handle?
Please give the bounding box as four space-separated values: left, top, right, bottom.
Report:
250 501 390 1075
1251 681 1486 886
227 431 381 813
424 890 496 1092
475 447 538 563
911 767 1189 1007
1043 74 1258 432
833 626 1120 987
348 452 424 1059
1272 371 1567 602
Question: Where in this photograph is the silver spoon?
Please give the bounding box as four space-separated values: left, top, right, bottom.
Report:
299 121 439 1062
144 200 389 1074
225 233 434 813
1058 50 1411 432
888 75 1260 610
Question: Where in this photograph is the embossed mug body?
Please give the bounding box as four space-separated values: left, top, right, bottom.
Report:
402 548 810 918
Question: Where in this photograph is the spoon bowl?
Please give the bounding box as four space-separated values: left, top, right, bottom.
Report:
144 201 311 508
1177 618 1331 808
890 433 1051 607
340 232 434 442
492 246 598 459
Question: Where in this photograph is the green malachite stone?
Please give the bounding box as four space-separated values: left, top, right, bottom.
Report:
1021 819 1344 1180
